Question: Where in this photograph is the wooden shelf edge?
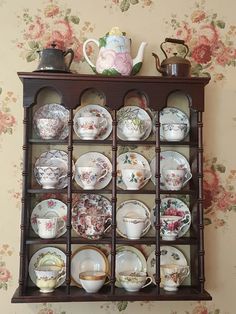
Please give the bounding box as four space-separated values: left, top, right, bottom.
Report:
11 286 212 303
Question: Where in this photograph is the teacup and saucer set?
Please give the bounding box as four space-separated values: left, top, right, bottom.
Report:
117 105 152 141
73 104 112 140
33 103 69 140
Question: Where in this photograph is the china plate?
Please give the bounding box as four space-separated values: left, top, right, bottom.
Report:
71 194 112 239
151 197 191 238
150 150 191 189
73 104 112 140
28 247 66 287
117 152 151 190
33 103 69 140
147 246 188 285
75 152 112 189
153 107 190 140
71 246 109 287
30 198 67 238
116 200 151 238
117 105 152 140
109 245 147 287
34 150 75 189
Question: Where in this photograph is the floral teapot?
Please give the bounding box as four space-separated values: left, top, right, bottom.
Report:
83 27 147 76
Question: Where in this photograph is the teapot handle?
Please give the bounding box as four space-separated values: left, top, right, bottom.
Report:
83 38 99 71
63 49 74 71
161 38 189 59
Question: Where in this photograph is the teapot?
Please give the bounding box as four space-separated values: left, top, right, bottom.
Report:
152 38 191 77
83 27 147 76
35 43 74 72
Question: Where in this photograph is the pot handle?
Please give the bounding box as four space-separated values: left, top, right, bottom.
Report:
160 38 189 59
64 49 74 71
83 38 99 71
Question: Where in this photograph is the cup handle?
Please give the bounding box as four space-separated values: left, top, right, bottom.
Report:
145 218 151 230
179 213 191 231
99 117 107 130
98 168 108 182
142 170 152 185
103 217 112 233
179 267 190 284
141 276 153 289
56 267 66 283
183 171 192 186
57 219 66 234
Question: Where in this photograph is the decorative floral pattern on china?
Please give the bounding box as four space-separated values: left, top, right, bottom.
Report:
165 0 236 81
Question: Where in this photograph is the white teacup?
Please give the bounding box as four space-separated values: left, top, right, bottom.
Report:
122 118 146 140
36 118 64 140
76 116 107 140
160 215 190 241
160 264 190 291
36 217 66 239
79 271 107 293
35 166 64 189
123 213 151 239
34 265 65 293
121 167 151 190
162 123 187 141
77 166 108 189
119 271 152 292
162 169 192 190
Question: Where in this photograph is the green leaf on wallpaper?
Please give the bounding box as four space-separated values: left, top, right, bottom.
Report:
215 164 226 173
130 0 139 5
0 87 2 95
66 8 71 15
230 205 236 212
214 309 220 314
117 301 128 311
204 217 212 225
216 20 225 28
120 0 130 12
28 41 39 50
70 15 80 24
26 51 37 62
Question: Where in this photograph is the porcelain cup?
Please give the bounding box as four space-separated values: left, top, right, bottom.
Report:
76 116 107 140
121 167 151 190
77 166 108 189
36 117 64 139
35 166 64 189
77 213 112 239
123 213 151 239
119 271 152 292
79 271 107 293
122 118 146 140
162 123 187 141
162 169 192 190
36 217 66 239
160 264 190 291
34 265 65 293
160 215 190 241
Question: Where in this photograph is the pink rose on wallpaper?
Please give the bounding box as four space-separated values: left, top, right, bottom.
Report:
44 4 60 17
191 10 206 23
0 111 16 134
114 52 132 75
0 267 11 282
47 20 73 50
197 24 219 45
26 19 45 40
176 22 192 42
192 304 208 314
191 44 212 64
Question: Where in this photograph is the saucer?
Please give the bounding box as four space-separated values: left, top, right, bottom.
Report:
34 150 75 189
153 107 190 140
151 197 191 238
75 152 112 189
72 194 112 239
33 103 69 140
73 104 112 140
116 200 151 238
117 105 152 141
117 152 151 190
31 198 67 238
150 150 191 189
29 247 66 287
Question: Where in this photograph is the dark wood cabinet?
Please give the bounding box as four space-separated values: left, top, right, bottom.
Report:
12 72 212 303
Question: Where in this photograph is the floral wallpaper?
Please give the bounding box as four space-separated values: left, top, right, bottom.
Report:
0 0 235 313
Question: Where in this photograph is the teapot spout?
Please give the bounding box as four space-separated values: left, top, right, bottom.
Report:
152 52 165 74
131 42 147 75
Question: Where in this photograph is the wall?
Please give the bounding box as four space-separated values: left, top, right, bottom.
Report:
0 0 235 313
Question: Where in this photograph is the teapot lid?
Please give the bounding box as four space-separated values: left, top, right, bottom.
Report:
107 26 126 36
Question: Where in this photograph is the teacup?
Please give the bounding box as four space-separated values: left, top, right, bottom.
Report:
76 116 107 140
162 123 187 141
118 271 152 292
122 118 146 140
121 167 151 190
77 166 108 189
34 265 65 293
77 213 111 239
35 166 65 189
162 169 192 190
160 264 190 291
123 213 151 239
35 118 64 140
160 215 190 241
36 217 66 239
79 271 107 293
